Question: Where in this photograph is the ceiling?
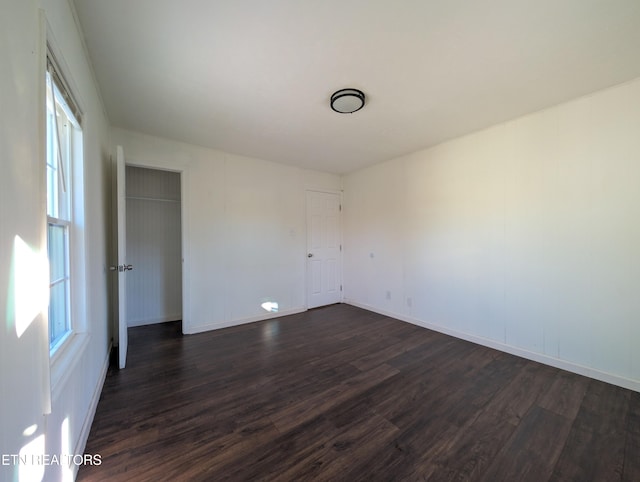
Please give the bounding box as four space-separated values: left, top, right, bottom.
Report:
73 0 640 174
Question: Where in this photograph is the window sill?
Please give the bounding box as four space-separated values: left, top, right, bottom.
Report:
50 331 90 403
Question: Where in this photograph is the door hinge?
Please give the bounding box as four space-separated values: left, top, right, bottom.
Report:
340 284 343 291
340 244 342 252
339 204 342 212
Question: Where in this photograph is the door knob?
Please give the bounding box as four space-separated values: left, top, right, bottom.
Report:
109 264 134 272
307 253 313 258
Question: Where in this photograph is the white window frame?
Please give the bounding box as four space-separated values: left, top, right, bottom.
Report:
46 72 74 354
45 45 90 399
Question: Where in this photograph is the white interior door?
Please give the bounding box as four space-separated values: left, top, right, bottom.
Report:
116 145 129 368
307 190 342 308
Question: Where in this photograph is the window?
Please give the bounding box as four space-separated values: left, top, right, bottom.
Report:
46 53 83 354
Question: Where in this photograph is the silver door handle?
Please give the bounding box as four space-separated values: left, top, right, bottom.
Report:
307 253 313 258
109 264 134 272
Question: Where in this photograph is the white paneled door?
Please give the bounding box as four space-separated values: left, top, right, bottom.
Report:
306 191 342 308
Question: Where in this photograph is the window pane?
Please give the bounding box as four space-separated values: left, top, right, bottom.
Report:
47 77 57 218
47 165 57 218
49 278 69 348
55 104 71 221
46 73 73 222
48 224 67 282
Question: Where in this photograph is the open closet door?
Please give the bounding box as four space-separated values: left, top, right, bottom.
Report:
115 145 131 368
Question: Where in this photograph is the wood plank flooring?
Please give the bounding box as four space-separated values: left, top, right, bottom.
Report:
77 304 640 481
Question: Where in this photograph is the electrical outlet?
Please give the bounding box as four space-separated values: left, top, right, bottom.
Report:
406 297 412 308
386 291 391 300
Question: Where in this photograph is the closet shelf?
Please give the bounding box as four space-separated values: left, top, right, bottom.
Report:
126 196 180 203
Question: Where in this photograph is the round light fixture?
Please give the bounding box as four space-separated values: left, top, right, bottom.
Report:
330 88 365 114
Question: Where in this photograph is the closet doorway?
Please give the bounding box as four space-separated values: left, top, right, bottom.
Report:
125 166 182 327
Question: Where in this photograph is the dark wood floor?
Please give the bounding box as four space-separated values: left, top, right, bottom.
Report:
78 304 640 481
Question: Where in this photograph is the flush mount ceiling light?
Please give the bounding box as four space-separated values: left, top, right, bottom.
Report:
330 88 365 114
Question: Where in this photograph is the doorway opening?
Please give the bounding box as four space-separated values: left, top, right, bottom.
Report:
125 166 183 328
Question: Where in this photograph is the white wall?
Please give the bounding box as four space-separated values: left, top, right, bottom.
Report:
126 166 182 326
344 77 640 391
0 0 112 481
112 128 341 334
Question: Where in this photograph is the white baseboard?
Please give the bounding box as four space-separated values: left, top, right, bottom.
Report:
73 341 111 467
128 314 182 327
183 307 307 335
344 299 640 393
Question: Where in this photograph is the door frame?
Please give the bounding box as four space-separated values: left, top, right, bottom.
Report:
114 151 191 336
305 188 344 309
